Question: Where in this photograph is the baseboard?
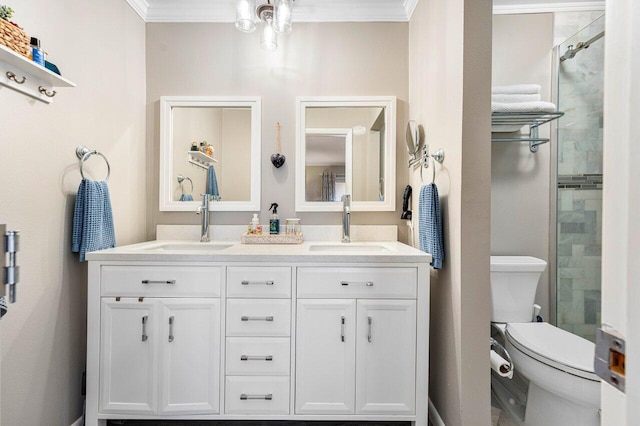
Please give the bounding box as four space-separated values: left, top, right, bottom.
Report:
70 416 83 426
429 397 446 426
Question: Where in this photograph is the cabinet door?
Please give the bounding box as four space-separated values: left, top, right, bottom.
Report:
295 299 356 414
159 298 221 414
356 299 416 415
100 298 158 414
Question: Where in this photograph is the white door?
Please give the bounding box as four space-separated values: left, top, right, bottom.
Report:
295 299 356 414
99 298 158 414
601 1 640 423
355 299 416 415
159 298 221 414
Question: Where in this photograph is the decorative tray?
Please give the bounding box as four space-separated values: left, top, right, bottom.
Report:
240 233 304 245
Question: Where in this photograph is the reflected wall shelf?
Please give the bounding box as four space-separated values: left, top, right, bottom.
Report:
0 44 75 104
491 111 564 153
187 150 219 170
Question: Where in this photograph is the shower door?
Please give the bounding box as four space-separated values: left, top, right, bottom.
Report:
555 15 605 342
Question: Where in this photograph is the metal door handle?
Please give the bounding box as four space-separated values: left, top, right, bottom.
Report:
241 280 274 286
168 316 174 342
141 280 176 285
241 316 274 322
240 394 273 400
141 315 148 342
367 316 372 343
341 315 345 342
241 355 273 361
340 281 374 287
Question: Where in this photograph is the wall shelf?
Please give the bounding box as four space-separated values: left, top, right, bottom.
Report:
0 44 75 104
491 111 564 152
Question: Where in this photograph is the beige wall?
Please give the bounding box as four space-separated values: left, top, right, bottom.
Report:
409 0 492 425
0 0 147 424
491 13 554 320
146 23 409 237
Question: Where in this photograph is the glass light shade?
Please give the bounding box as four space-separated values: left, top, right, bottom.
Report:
235 0 257 33
273 0 293 34
260 18 278 51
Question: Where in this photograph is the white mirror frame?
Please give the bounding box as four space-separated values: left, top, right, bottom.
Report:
159 96 261 212
295 96 396 212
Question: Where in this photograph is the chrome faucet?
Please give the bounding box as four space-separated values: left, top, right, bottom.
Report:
196 194 213 242
341 194 351 243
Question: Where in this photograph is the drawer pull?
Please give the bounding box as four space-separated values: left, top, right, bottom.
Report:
241 316 274 322
367 316 373 343
241 280 274 286
141 279 176 285
141 315 148 342
240 393 273 401
340 280 374 287
168 316 175 342
341 315 345 342
241 355 273 361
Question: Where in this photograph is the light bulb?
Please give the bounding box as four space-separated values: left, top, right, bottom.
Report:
260 17 278 51
273 0 293 34
235 0 256 33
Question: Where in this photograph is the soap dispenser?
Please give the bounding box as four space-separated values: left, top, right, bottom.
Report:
269 203 280 235
250 213 260 234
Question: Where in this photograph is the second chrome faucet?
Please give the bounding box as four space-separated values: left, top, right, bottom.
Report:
342 194 351 243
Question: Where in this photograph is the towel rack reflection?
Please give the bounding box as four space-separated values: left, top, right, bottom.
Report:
76 145 111 181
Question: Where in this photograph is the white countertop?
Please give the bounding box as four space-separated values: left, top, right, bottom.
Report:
86 240 432 264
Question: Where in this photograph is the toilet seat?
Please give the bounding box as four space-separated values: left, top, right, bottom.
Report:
506 322 599 382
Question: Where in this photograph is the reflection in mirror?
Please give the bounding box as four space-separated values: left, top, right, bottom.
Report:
159 97 261 211
296 97 396 212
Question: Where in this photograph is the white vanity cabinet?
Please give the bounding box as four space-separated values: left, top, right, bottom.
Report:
86 250 430 426
295 267 417 416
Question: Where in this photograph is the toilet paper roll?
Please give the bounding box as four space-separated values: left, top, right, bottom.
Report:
491 350 513 379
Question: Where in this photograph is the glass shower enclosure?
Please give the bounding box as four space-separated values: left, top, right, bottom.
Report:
555 15 605 342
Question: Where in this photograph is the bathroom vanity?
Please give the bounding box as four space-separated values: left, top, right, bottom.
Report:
85 240 430 425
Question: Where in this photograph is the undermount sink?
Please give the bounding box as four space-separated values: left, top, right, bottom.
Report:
143 242 233 251
308 244 391 253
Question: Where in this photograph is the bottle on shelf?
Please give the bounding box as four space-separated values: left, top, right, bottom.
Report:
30 37 45 66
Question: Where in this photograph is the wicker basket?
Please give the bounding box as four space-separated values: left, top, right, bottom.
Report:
0 18 29 58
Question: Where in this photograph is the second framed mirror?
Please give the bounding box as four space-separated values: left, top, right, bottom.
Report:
295 96 396 212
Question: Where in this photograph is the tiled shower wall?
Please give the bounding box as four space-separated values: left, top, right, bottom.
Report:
555 13 604 342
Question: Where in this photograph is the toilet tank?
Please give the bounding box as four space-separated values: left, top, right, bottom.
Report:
490 256 547 323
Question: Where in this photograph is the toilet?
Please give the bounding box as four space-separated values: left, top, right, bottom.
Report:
490 256 601 426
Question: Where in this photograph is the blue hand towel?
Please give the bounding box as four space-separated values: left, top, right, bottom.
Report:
419 183 444 269
206 165 220 200
179 194 194 202
72 179 116 261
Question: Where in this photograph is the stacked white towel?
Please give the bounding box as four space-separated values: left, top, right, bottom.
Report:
491 84 557 132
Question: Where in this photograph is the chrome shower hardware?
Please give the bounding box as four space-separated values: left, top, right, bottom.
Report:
2 225 20 303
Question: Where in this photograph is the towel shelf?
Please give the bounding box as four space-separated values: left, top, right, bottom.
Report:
187 151 219 170
491 111 564 153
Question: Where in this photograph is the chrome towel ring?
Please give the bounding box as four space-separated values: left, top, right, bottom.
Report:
76 145 111 181
177 174 194 196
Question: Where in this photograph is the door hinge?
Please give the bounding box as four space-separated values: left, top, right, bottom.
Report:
595 327 626 393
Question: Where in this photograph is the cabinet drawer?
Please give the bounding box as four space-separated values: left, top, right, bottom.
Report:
226 299 291 337
226 338 290 376
225 376 290 414
297 267 417 299
227 267 291 298
102 266 221 297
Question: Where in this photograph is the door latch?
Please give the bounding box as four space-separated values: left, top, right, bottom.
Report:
594 327 625 393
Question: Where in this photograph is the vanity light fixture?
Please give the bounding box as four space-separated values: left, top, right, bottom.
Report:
235 0 294 51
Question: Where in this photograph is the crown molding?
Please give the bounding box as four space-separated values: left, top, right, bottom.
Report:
404 0 419 20
126 0 150 20
493 1 605 15
126 0 413 23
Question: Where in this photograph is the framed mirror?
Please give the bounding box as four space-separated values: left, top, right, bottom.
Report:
295 96 396 212
159 96 261 211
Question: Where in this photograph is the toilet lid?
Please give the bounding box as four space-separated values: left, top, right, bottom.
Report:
506 322 600 381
